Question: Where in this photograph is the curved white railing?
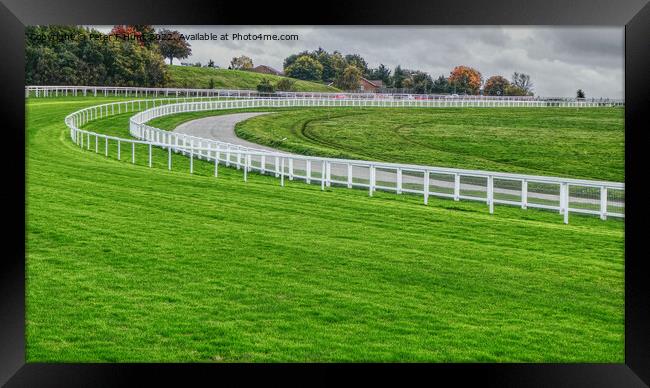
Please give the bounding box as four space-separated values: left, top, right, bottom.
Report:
31 85 624 106
65 97 625 224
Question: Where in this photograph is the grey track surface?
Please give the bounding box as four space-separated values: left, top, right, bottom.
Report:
173 112 278 152
171 113 607 208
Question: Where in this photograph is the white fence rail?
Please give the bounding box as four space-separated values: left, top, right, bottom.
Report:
31 85 624 106
64 97 625 224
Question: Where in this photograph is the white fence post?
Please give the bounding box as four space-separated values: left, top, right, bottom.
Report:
289 158 294 180
347 164 353 188
488 175 494 214
306 160 311 184
321 161 326 191
396 168 402 194
280 158 285 187
148 144 152 167
600 186 608 220
190 140 194 174
521 179 528 209
244 152 248 182
562 183 569 223
369 165 375 197
423 171 430 205
560 182 567 215
454 173 460 201
326 162 331 187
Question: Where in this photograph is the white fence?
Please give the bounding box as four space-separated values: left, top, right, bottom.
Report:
31 85 624 106
64 97 625 224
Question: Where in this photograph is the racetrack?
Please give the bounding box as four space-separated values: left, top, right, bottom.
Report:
173 112 277 152
170 112 609 208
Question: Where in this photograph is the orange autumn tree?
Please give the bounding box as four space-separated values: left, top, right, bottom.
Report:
109 25 144 46
448 66 482 95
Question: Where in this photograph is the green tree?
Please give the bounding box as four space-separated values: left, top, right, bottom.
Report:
512 72 534 94
25 25 168 87
483 75 510 96
313 47 335 82
504 84 528 96
275 78 296 91
207 59 215 68
133 25 156 48
283 50 311 70
284 55 323 81
334 65 363 91
256 78 275 93
391 65 406 89
344 54 368 75
329 51 347 81
431 75 449 93
408 71 434 94
230 55 253 70
157 29 192 65
576 89 586 98
368 64 391 85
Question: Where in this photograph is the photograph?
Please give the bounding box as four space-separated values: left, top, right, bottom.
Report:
2 0 649 385
25 25 626 362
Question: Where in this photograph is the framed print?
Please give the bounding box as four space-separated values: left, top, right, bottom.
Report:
1 0 649 386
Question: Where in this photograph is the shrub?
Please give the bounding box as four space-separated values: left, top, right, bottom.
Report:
275 78 296 91
256 78 276 93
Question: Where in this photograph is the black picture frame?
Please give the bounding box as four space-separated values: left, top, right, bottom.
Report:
2 0 649 386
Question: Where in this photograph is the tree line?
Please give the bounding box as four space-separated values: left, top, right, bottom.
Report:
280 48 534 95
26 26 538 96
26 25 192 87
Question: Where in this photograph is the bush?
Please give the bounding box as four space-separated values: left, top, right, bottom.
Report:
256 78 276 93
504 84 528 96
275 78 296 91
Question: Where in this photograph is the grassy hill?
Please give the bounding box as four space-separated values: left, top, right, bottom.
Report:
25 96 623 362
166 65 339 92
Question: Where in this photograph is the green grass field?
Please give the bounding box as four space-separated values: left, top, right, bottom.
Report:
230 107 623 182
166 65 339 92
26 96 624 362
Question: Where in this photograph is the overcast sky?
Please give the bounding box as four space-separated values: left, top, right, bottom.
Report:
93 26 624 98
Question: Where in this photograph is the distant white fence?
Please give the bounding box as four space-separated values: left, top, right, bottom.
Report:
64 97 625 224
31 85 624 106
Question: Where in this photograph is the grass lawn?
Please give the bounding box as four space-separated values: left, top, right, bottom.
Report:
145 106 624 181
166 65 339 92
231 107 623 182
26 96 624 362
